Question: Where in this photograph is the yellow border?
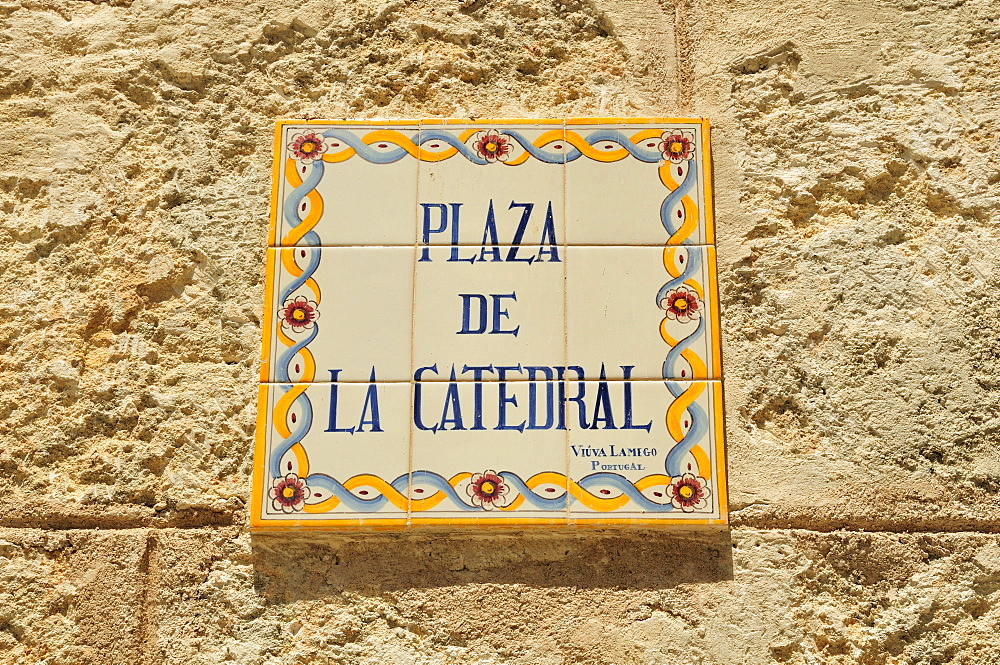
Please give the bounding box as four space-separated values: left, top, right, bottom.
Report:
249 384 270 529
252 518 729 531
258 249 277 383
712 381 729 523
255 118 727 530
701 119 715 244
267 124 283 247
706 246 722 378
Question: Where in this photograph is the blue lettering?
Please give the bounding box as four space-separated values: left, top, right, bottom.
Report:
457 294 489 335
590 363 617 430
356 367 383 432
621 365 652 432
462 364 495 430
325 369 355 434
491 293 519 336
439 366 465 431
413 364 439 432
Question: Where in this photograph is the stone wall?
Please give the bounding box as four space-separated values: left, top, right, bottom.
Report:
1 0 998 662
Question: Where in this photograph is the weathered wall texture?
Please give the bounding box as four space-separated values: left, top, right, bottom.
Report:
0 0 998 662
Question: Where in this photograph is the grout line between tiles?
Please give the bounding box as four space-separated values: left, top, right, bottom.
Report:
259 378 725 384
562 119 571 525
266 243 722 249
406 124 424 526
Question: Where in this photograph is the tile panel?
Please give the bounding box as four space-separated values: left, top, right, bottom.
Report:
257 118 724 529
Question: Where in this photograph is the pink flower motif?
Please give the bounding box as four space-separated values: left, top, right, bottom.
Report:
269 473 312 513
471 131 513 163
667 473 711 512
287 131 327 164
660 130 695 164
279 295 319 333
659 285 702 324
467 470 509 510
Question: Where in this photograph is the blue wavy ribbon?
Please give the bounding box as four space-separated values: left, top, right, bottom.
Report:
564 129 663 163
322 129 412 164
500 472 569 509
660 159 698 242
324 470 675 512
410 470 480 511
417 130 489 165
275 324 318 383
501 130 567 164
319 128 662 166
305 473 411 511
270 149 324 483
578 473 675 511
279 249 321 303
655 248 701 305
663 381 708 477
281 160 323 246
662 316 705 380
269 386 314 478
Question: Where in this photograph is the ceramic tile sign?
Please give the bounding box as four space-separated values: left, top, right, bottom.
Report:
253 119 726 529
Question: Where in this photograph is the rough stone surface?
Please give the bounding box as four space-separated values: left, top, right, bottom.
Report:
0 0 998 662
3 528 1000 663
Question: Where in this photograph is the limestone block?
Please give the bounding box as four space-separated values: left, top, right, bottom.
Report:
0 0 673 523
685 0 1000 526
0 528 151 664
0 0 996 531
52 528 994 664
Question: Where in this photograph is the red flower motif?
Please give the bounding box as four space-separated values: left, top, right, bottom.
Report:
472 131 513 163
667 473 711 512
287 131 327 163
279 296 319 333
659 285 701 324
269 473 312 513
660 130 695 163
467 470 509 510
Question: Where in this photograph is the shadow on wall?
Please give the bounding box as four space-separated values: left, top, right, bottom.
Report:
250 529 733 599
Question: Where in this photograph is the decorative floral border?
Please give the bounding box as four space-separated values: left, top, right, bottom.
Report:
257 120 724 525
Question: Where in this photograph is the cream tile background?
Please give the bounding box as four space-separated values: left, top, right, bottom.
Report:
261 382 411 519
565 122 709 246
565 245 719 381
275 125 420 246
568 380 723 520
264 247 415 383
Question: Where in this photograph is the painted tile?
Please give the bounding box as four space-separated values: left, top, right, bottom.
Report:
410 379 568 523
565 245 720 381
564 119 712 246
261 247 414 384
567 380 725 522
272 123 420 246
253 382 411 527
412 244 566 380
416 121 566 249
